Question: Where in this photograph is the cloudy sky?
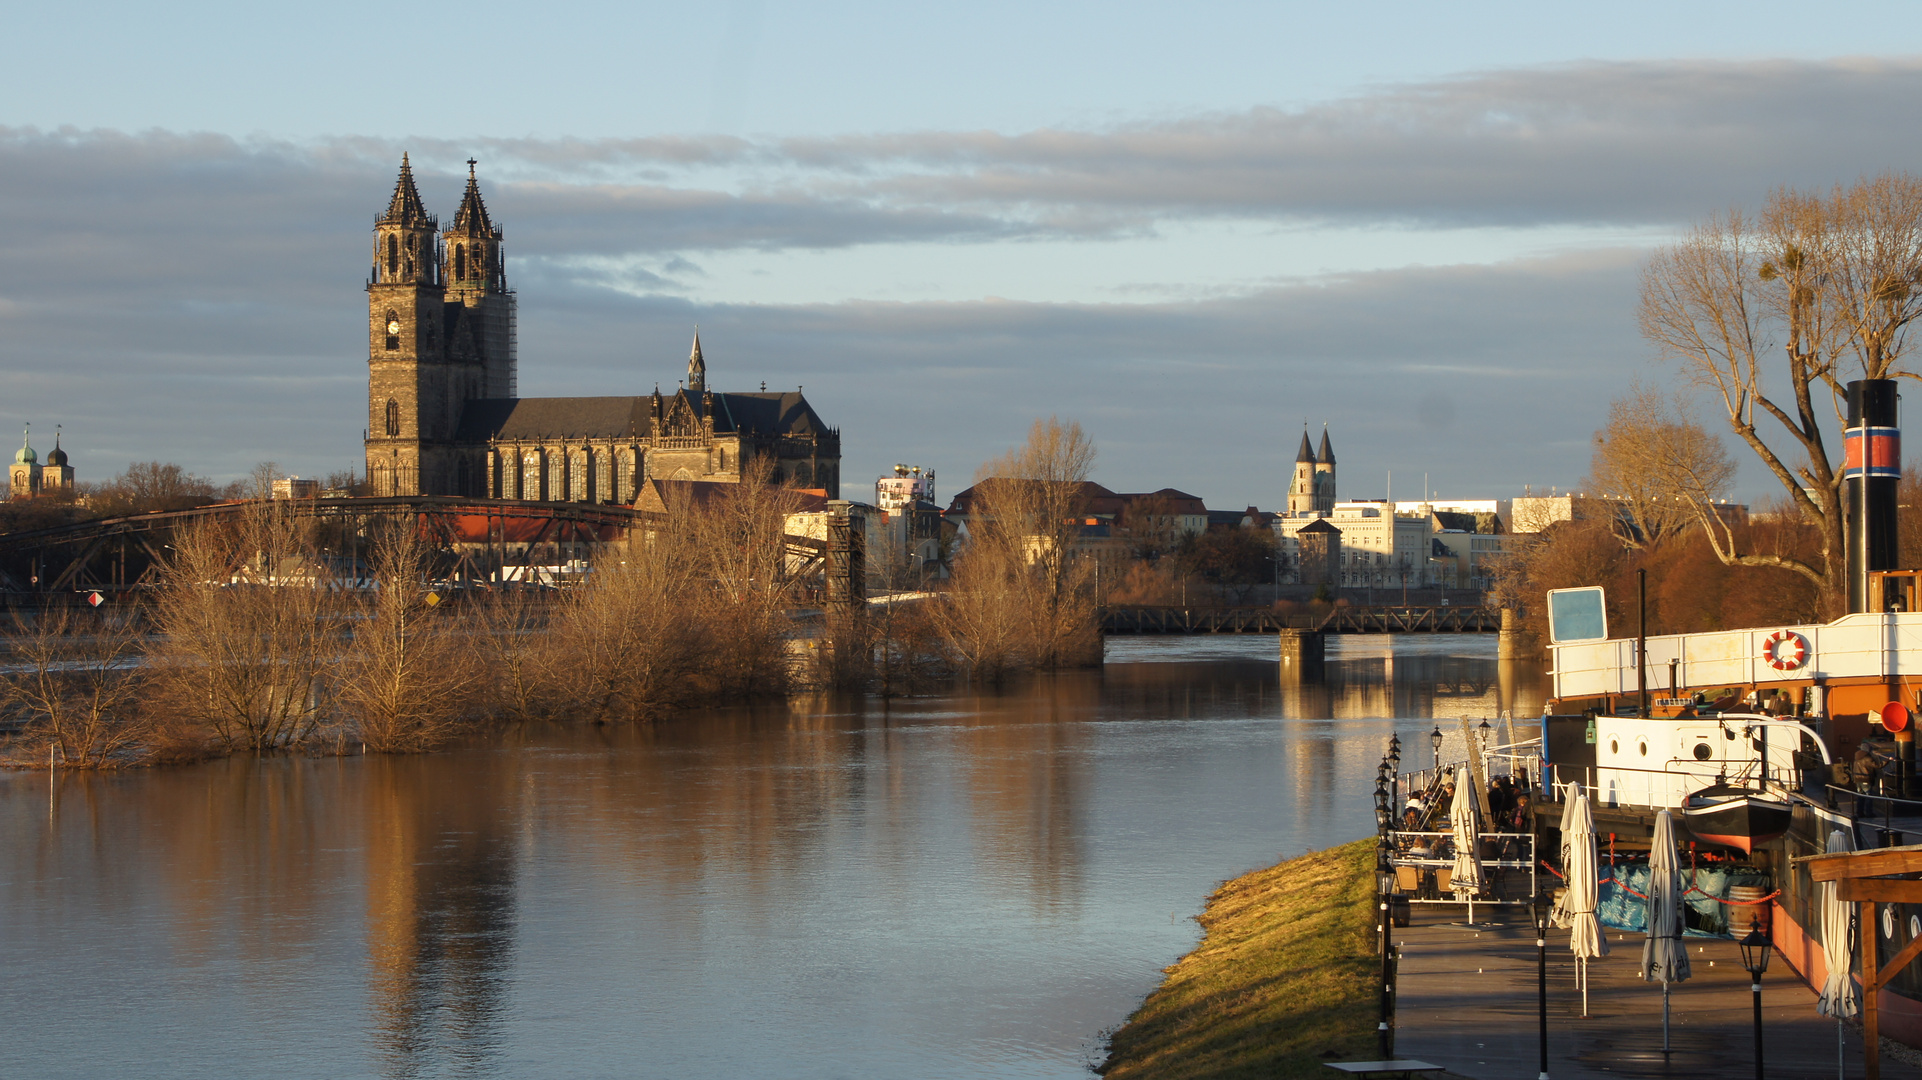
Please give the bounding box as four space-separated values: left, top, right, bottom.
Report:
6 2 1922 507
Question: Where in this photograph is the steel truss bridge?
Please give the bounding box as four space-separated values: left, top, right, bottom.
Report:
0 496 832 600
1100 604 1498 635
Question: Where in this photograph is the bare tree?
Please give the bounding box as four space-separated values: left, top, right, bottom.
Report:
1640 174 1922 609
935 417 1102 674
1584 386 1737 550
336 526 479 751
147 505 341 751
0 607 151 767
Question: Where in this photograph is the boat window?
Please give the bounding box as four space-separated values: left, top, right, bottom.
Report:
1692 742 1713 761
1725 727 1737 740
1609 738 1619 755
1885 907 1897 939
1637 738 1648 757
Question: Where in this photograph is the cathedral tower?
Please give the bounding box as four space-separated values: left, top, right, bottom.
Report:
444 159 517 399
365 154 447 495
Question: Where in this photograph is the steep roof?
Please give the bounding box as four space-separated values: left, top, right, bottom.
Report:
448 159 496 237
1318 428 1336 466
380 153 432 228
1295 431 1316 464
1297 517 1341 535
456 390 833 443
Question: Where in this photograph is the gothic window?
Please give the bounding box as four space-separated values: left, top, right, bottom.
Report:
384 399 400 437
522 451 542 500
386 235 398 278
794 461 813 486
569 451 588 501
455 244 467 282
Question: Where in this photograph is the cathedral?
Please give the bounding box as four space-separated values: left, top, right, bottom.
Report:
364 156 841 501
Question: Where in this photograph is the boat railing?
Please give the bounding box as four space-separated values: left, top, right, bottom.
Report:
1544 756 1805 811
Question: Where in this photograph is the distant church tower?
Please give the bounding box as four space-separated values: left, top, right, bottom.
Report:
444 159 516 399
9 427 39 500
1286 427 1337 515
1315 427 1337 513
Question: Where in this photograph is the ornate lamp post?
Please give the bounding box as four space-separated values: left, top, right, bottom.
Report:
1739 921 1772 1080
1430 724 1444 773
1375 771 1394 1057
1534 886 1552 1080
1388 735 1403 806
1478 718 1494 761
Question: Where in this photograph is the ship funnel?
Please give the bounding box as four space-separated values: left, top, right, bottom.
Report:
1847 379 1901 613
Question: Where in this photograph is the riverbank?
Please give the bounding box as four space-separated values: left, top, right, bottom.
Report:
1099 837 1377 1080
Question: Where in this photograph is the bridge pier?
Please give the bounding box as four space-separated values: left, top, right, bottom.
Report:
1278 628 1324 678
1497 606 1523 659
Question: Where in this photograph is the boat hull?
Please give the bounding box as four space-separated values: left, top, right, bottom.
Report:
1682 795 1791 854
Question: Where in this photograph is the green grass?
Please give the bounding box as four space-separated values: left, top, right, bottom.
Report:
1099 838 1379 1080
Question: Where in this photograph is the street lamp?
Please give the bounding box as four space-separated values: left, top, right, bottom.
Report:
1375 773 1395 1058
1534 887 1552 1080
1740 921 1772 1080
1479 718 1494 762
1431 724 1444 772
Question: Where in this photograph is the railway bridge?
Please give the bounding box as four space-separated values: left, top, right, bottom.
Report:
1100 604 1497 635
0 495 840 601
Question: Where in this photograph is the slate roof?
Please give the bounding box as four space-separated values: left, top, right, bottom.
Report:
1295 431 1316 464
454 390 833 444
449 161 497 237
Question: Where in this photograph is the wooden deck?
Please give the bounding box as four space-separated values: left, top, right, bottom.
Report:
1393 908 1922 1079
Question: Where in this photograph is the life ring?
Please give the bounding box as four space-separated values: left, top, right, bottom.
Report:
1762 630 1810 672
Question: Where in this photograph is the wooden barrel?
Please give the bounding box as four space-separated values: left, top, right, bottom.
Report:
1727 885 1771 934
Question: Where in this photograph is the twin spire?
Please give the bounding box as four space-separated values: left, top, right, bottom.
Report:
449 158 496 237
381 153 431 228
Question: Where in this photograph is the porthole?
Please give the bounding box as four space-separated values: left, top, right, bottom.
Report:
1910 915 1919 939
1638 738 1649 757
1692 743 1713 761
1610 739 1620 755
1885 907 1897 939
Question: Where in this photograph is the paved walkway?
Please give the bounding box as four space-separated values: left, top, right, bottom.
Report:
1393 910 1922 1080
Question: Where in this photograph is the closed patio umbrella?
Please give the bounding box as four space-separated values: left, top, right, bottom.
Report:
1552 781 1608 1016
1641 809 1691 1050
1817 826 1857 1079
1449 770 1485 922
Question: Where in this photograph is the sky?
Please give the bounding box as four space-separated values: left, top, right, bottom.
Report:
7 2 1922 509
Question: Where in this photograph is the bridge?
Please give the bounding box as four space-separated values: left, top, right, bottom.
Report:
0 496 835 599
1100 604 1498 635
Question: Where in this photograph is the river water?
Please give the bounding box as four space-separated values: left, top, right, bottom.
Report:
0 634 1541 1080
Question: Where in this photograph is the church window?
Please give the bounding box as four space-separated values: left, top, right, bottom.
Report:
455 244 467 282
384 310 400 351
386 235 398 279
384 399 400 437
522 451 542 499
793 461 813 486
569 451 588 502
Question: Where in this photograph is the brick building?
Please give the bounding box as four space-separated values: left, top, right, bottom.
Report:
364 156 840 501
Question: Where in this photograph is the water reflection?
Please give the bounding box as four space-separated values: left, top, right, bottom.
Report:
0 634 1543 1079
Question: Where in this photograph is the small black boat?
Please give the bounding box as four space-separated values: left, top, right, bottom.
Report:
1682 782 1792 854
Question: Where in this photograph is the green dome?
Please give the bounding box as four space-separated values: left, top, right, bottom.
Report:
13 428 33 466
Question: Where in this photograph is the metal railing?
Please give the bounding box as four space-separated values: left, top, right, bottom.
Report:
1386 830 1538 904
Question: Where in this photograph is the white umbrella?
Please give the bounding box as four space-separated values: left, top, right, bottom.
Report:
1552 781 1609 1015
1817 825 1857 1079
1449 772 1485 922
1641 809 1692 1050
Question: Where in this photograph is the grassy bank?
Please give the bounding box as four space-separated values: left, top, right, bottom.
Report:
1099 838 1378 1080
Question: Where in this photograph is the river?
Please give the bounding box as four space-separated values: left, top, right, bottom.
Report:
0 633 1541 1079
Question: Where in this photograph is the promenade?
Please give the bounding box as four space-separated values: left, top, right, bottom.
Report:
1395 911 1922 1079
